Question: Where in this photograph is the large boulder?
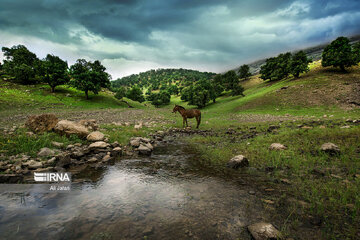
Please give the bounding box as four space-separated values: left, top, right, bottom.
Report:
248 222 282 240
320 142 340 155
78 119 98 131
54 120 89 138
227 155 249 169
86 131 105 141
25 114 59 133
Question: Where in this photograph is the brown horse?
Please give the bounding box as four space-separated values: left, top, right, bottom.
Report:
172 105 201 128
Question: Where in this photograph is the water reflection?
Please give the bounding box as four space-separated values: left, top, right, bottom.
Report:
0 140 265 240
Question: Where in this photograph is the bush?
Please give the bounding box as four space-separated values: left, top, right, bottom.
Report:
126 86 145 103
148 91 170 107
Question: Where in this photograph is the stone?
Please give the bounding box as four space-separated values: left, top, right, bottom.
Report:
269 143 287 150
134 122 143 130
248 222 282 240
111 147 122 157
37 147 55 157
320 142 340 155
88 141 109 149
26 131 35 137
47 157 56 165
71 150 85 159
143 142 153 150
102 155 112 163
267 125 280 132
130 139 140 147
25 114 59 133
23 160 43 169
227 155 249 169
88 157 99 162
86 131 105 141
34 167 54 173
66 144 74 150
54 120 90 138
143 226 154 235
340 125 350 129
51 141 64 148
56 153 71 168
111 141 120 148
138 144 152 156
78 119 98 131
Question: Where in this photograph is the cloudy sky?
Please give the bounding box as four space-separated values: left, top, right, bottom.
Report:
0 0 360 79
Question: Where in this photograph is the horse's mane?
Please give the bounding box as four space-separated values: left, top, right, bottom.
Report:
176 105 185 110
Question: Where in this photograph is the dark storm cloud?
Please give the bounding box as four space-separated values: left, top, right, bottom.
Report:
1 0 360 77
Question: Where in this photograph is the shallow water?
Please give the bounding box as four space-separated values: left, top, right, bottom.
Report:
0 139 267 240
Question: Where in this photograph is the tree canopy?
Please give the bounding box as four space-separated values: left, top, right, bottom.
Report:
42 54 69 92
238 64 252 79
69 59 110 99
322 36 356 72
290 51 312 78
1 45 39 84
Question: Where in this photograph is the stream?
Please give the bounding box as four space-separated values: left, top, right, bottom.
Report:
0 137 269 240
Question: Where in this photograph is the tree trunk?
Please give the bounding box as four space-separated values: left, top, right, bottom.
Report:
51 86 55 93
85 90 89 99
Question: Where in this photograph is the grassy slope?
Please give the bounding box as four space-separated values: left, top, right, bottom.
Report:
172 62 360 239
0 80 145 113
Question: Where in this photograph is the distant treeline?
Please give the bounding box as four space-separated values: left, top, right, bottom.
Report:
111 68 216 89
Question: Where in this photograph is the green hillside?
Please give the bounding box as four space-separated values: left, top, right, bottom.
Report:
111 68 216 89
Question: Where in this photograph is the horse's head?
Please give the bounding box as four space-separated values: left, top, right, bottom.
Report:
172 105 178 113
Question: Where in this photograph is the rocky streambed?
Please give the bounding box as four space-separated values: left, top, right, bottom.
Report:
0 135 280 240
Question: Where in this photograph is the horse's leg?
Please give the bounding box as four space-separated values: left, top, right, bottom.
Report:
183 117 186 128
196 115 200 128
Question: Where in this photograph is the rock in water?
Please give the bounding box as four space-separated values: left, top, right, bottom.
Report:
269 143 287 150
227 155 249 169
248 222 282 240
86 131 105 141
138 144 152 156
320 142 340 155
25 114 59 133
37 147 55 157
111 147 122 157
54 120 89 138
